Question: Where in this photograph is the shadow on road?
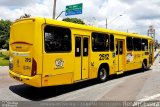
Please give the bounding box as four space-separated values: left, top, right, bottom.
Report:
154 51 159 59
9 79 99 101
9 69 151 101
110 68 151 80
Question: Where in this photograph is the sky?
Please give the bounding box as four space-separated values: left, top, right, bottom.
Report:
0 0 160 42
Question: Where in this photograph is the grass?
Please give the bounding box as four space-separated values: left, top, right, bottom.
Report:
1 51 9 56
0 57 9 66
0 50 9 66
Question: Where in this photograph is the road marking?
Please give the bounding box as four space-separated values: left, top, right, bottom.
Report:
138 93 160 101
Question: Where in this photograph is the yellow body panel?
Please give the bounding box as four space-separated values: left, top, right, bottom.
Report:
9 17 154 87
9 70 42 87
74 55 82 81
42 73 73 87
42 53 74 86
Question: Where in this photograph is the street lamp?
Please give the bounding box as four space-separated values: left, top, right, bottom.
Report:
106 14 123 29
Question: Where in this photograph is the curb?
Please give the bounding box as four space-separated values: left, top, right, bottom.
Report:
0 66 8 68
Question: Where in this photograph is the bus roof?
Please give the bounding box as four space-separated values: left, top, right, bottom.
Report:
15 17 153 40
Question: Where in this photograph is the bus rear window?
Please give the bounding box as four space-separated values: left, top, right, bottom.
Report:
44 25 71 52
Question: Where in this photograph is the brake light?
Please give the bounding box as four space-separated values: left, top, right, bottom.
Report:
31 58 37 76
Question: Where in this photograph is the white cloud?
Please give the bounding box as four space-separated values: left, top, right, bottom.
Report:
0 0 42 6
0 0 160 42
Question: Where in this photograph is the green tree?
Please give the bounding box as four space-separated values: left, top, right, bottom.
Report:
0 19 12 50
62 18 85 25
16 13 31 21
0 14 31 50
19 13 31 19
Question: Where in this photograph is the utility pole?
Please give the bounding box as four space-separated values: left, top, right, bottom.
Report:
148 25 155 42
148 25 157 50
106 18 107 29
53 0 57 19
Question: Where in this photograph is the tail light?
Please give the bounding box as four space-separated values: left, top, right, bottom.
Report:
31 58 37 76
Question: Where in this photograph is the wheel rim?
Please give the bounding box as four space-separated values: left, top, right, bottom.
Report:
99 68 107 80
142 62 147 70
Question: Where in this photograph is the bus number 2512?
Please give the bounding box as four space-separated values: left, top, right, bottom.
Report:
99 54 109 60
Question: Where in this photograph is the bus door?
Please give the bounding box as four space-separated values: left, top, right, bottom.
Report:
116 39 125 73
74 35 89 81
149 42 153 64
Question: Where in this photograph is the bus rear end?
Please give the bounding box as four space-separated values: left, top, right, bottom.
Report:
9 18 43 87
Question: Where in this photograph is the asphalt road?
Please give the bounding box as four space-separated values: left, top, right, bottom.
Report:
0 50 160 101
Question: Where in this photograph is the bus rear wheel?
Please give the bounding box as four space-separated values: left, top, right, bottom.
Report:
98 67 108 82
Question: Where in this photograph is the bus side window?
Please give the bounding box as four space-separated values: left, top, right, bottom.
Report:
92 32 109 51
44 25 71 53
110 34 114 51
133 38 141 51
126 37 133 51
142 39 148 51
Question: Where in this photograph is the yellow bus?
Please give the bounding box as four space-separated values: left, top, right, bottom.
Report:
9 17 154 87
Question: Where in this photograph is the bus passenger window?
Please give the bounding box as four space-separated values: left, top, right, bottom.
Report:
133 38 141 51
110 34 114 51
142 39 148 51
44 25 71 52
92 32 109 51
127 37 133 51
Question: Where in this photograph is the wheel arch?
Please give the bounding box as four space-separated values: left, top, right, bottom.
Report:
97 63 110 77
142 58 148 71
143 59 147 67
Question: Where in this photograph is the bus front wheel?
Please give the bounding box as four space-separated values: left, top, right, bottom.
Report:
142 60 147 71
98 67 108 82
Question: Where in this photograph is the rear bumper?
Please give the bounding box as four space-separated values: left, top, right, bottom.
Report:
9 70 42 87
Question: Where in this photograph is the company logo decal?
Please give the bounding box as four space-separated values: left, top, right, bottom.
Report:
55 58 64 69
126 53 133 62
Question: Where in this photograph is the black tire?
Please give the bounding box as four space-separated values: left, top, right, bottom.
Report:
142 61 147 71
98 67 108 82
